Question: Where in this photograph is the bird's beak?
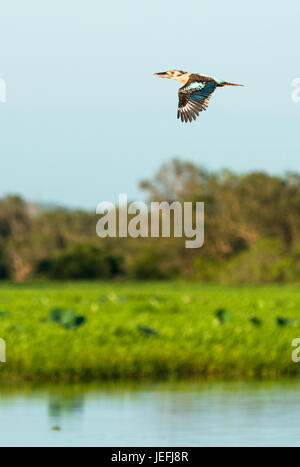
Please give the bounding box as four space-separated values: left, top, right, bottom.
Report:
154 72 169 78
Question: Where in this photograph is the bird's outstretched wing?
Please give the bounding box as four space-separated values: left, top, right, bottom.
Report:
177 81 217 122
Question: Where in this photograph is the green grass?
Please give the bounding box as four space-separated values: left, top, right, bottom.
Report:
0 281 300 382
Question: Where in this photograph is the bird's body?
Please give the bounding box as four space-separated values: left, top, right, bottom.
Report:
154 70 243 123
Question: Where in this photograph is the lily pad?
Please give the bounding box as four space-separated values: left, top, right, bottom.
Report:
137 325 159 336
0 310 10 318
51 426 61 431
215 308 232 324
276 316 291 327
50 308 86 330
250 316 262 326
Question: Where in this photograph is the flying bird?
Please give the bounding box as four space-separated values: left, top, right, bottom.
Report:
154 70 243 123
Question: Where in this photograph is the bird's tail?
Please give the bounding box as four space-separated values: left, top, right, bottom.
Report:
219 81 244 87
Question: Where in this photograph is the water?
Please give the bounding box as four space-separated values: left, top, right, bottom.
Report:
1 379 300 446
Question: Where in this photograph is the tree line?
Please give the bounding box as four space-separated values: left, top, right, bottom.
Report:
1 158 300 283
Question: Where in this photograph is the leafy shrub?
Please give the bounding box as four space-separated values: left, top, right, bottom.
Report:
131 249 175 280
194 258 222 282
195 238 300 284
223 238 296 284
37 244 123 279
0 245 9 280
0 262 9 279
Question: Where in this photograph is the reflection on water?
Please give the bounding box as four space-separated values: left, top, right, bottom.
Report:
48 394 84 418
0 379 300 446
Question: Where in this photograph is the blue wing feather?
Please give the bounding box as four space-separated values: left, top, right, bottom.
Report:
189 82 215 102
177 81 217 122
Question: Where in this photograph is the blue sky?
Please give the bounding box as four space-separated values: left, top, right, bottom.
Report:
0 0 299 208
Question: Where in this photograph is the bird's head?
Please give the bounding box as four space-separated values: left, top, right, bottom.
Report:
154 69 189 83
